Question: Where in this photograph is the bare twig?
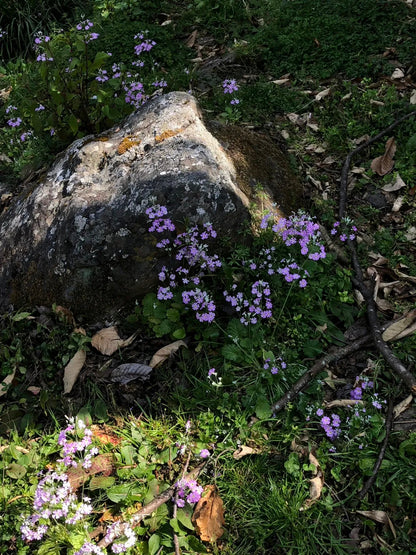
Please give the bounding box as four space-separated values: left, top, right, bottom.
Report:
339 110 416 219
96 463 205 549
349 245 416 392
358 399 394 500
271 334 371 414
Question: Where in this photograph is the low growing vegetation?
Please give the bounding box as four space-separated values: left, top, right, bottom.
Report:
1 0 416 553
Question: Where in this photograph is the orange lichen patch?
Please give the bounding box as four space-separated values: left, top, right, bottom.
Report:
155 128 183 143
117 136 141 154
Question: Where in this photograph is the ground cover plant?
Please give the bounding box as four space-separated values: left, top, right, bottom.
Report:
1 0 416 553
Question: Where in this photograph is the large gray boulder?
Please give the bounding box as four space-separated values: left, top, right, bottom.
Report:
0 92 302 318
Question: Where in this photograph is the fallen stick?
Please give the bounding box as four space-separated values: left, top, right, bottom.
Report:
271 334 371 414
96 462 205 549
338 109 416 393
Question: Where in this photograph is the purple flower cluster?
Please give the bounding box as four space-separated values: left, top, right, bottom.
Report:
182 288 216 323
96 68 109 82
20 470 93 541
318 410 341 440
264 356 287 375
7 116 22 127
152 79 168 88
222 78 240 105
278 259 309 287
133 32 156 56
350 376 374 401
147 205 221 322
103 521 137 553
20 418 99 543
175 478 203 507
269 211 326 261
224 280 273 325
76 20 99 43
123 80 147 107
74 542 105 555
331 218 357 242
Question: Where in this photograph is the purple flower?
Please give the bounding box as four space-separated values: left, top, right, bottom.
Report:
350 387 362 400
223 79 239 94
200 449 210 458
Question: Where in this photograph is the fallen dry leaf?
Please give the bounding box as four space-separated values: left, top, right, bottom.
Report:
382 310 416 342
91 327 137 356
110 363 153 384
91 425 122 446
394 395 413 418
0 368 16 397
232 445 261 459
272 78 290 85
371 137 396 176
315 88 331 101
356 510 396 538
53 305 76 327
301 452 324 510
410 90 416 105
325 399 363 409
149 340 187 368
382 174 406 192
391 68 404 80
186 29 198 48
63 350 86 394
192 485 225 542
27 386 41 395
67 453 114 490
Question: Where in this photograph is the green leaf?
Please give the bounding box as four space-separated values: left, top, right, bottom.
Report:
68 113 79 135
11 311 32 321
89 476 115 490
255 397 271 419
90 51 111 72
121 444 137 465
169 517 181 534
172 327 186 339
187 535 209 552
176 508 195 530
148 533 161 555
76 406 92 427
6 462 26 479
221 344 242 362
107 484 132 503
284 453 301 476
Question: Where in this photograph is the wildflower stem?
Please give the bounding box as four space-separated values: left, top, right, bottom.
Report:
357 398 394 500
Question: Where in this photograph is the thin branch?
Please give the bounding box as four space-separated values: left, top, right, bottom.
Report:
271 334 371 414
357 399 394 500
339 110 416 219
96 463 205 549
349 244 416 392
